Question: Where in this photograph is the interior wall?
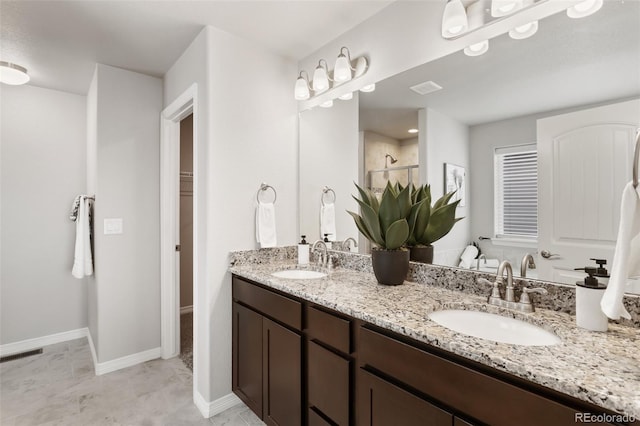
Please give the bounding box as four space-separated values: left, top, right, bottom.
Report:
164 25 298 405
86 70 99 352
89 64 163 363
180 114 194 309
423 108 471 266
0 84 87 344
363 131 418 191
300 97 360 243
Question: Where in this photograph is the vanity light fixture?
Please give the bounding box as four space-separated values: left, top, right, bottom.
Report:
294 46 370 104
319 100 334 108
442 0 469 38
0 61 30 85
464 1 489 56
408 128 419 134
567 0 603 18
508 0 539 39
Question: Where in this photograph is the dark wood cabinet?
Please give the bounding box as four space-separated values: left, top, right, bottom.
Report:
357 368 452 426
232 274 630 426
263 318 302 426
232 277 302 425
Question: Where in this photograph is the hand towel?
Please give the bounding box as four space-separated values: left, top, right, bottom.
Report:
69 195 81 221
458 245 479 269
256 202 277 248
601 182 640 320
320 203 337 241
72 196 94 278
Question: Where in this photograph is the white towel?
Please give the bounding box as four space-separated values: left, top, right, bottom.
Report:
458 245 479 269
601 182 640 320
72 196 93 278
320 203 337 241
256 202 277 248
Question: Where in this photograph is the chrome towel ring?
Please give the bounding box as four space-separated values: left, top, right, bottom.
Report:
321 186 336 206
257 183 277 204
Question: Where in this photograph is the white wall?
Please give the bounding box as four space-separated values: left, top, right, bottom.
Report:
423 108 470 266
88 64 163 362
300 98 359 243
86 71 99 352
164 25 298 405
0 85 87 344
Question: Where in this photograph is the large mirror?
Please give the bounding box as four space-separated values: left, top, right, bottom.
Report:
299 1 640 293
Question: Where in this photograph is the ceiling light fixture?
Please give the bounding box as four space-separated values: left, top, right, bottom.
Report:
0 61 30 85
567 0 603 18
294 46 369 106
408 129 419 134
442 0 469 38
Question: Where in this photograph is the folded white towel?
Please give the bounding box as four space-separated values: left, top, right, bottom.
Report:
601 182 640 320
320 203 337 241
72 196 93 278
256 202 277 248
458 245 479 269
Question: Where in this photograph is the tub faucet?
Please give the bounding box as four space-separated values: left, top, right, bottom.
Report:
312 240 328 267
520 253 536 277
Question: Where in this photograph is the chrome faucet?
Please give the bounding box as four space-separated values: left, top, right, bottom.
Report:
520 253 536 277
344 237 358 252
476 254 487 270
479 260 548 312
312 240 328 267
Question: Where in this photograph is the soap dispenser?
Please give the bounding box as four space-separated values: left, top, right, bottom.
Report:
323 233 332 250
298 235 310 266
298 235 310 265
574 259 610 332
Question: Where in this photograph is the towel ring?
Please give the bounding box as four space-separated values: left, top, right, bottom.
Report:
321 186 336 206
633 129 639 188
257 183 277 204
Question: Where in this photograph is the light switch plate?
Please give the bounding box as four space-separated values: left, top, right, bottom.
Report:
104 218 123 235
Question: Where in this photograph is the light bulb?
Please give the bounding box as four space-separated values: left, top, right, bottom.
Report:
360 83 376 93
442 0 468 38
509 20 538 39
334 54 352 83
312 62 329 93
294 75 310 100
338 92 353 100
491 0 523 17
464 40 489 56
320 100 333 108
567 0 603 18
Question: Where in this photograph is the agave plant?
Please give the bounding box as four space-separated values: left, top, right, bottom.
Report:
407 184 463 247
347 182 426 250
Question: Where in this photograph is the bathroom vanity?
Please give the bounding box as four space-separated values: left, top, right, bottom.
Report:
229 250 639 426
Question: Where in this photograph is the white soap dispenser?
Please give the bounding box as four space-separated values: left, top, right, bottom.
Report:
575 261 609 332
298 235 310 266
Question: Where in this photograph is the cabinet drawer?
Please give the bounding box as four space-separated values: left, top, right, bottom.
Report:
308 341 350 425
307 306 351 353
232 276 302 330
359 327 610 426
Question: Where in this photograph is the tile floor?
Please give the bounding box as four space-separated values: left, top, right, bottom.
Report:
0 338 264 426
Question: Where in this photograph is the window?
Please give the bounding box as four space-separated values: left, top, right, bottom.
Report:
494 144 538 240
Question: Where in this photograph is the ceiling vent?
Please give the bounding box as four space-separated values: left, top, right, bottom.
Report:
409 81 443 95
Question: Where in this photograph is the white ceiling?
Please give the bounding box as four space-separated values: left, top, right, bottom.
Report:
0 0 393 95
360 0 640 139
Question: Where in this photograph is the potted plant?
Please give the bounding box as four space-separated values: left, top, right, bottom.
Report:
407 184 463 263
348 182 426 285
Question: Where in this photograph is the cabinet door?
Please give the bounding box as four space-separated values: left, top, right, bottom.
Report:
308 341 350 425
263 318 302 426
357 369 452 426
232 302 263 417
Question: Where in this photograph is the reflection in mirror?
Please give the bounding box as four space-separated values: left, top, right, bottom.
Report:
299 1 640 294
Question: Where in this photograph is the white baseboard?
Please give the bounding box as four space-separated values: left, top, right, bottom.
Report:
87 330 99 371
0 327 88 357
194 391 242 418
180 305 193 315
94 346 162 376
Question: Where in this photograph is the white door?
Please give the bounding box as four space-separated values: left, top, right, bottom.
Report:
537 99 640 284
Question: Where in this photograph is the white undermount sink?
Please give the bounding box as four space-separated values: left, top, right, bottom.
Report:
271 269 327 279
428 309 561 346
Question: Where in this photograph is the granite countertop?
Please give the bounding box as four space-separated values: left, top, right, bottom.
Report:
229 260 640 418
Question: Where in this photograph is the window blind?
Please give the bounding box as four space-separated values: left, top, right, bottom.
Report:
494 144 538 239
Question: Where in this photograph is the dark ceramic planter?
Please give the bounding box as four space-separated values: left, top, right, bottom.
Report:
410 245 434 264
371 248 410 286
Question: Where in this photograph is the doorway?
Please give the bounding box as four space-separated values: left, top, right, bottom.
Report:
178 114 194 371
